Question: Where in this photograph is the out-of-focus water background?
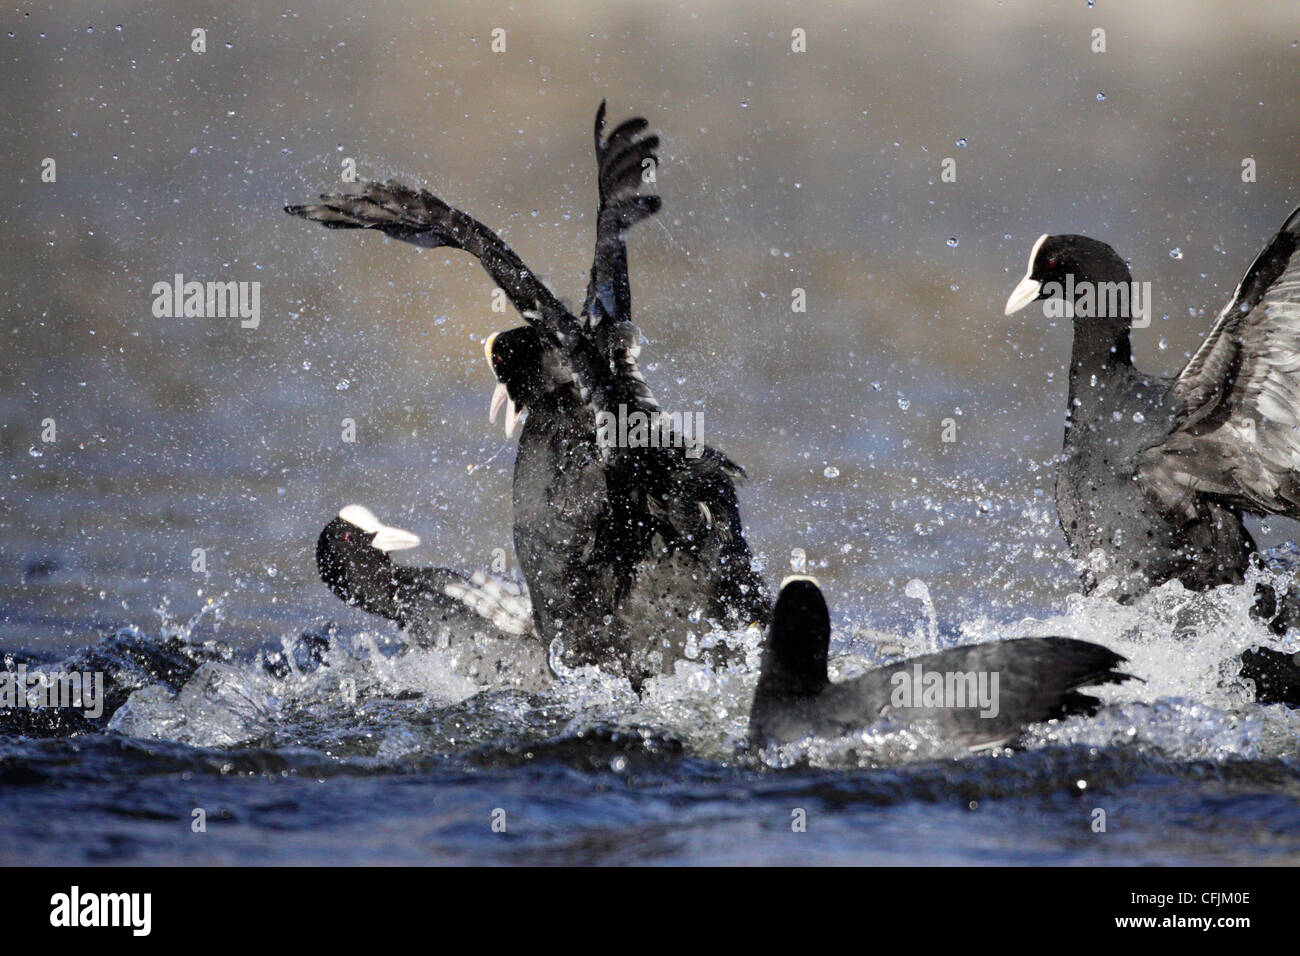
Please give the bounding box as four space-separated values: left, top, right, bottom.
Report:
3 0 1300 866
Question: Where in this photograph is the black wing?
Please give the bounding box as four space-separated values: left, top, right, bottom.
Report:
581 100 662 328
1138 205 1300 519
287 180 587 353
287 179 615 423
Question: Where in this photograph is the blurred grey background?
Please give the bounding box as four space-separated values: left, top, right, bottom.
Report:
3 0 1299 649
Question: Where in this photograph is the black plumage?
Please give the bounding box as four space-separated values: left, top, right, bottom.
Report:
748 578 1132 750
1005 207 1300 609
317 506 533 638
316 506 549 690
1239 646 1300 707
289 107 768 690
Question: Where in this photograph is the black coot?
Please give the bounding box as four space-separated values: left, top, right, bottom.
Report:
291 105 768 690
0 625 335 735
1005 207 1300 621
317 504 533 638
317 505 550 690
748 578 1132 750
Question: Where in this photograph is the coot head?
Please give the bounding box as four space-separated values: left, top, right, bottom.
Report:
758 576 832 700
484 327 549 436
1004 233 1133 317
316 505 420 604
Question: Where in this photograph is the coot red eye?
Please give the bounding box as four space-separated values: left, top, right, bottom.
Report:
342 532 352 543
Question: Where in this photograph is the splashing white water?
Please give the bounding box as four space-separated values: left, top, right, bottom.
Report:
103 563 1300 765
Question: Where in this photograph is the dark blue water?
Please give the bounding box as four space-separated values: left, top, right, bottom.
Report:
5 735 1300 866
4 568 1300 866
6 0 1300 866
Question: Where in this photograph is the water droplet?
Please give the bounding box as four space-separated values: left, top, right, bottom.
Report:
1169 247 1183 260
789 548 807 573
904 579 930 600
336 379 350 390
955 137 967 148
1096 92 1106 101
1132 411 1145 423
946 237 958 247
823 465 839 479
898 398 910 410
1158 337 1168 350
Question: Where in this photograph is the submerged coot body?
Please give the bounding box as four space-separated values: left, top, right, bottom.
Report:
748 578 1132 750
316 505 549 690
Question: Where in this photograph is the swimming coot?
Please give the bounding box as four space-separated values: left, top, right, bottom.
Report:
317 505 534 638
1005 206 1300 611
316 505 551 690
748 577 1132 750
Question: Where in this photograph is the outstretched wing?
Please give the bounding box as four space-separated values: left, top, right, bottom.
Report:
572 106 756 589
581 100 663 328
578 102 666 422
287 180 586 351
1138 205 1300 519
287 179 619 425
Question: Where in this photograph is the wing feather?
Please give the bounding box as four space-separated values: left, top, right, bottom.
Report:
1139 206 1300 518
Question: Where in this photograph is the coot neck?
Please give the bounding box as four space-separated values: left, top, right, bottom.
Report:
1063 266 1138 435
